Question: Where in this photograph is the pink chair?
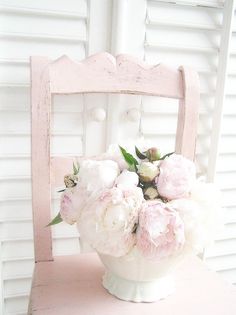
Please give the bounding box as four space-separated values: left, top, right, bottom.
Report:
28 53 236 314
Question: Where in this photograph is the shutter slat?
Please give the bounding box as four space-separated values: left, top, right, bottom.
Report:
145 0 236 285
0 1 89 313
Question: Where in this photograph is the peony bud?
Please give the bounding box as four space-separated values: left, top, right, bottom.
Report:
64 174 78 188
144 187 159 200
137 162 160 183
146 147 161 162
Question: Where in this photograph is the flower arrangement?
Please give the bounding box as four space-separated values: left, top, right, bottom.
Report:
49 144 221 261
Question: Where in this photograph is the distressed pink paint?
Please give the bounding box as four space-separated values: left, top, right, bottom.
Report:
176 66 200 160
50 53 184 97
29 53 203 313
31 54 199 263
49 53 199 161
28 253 236 314
31 56 53 263
51 157 76 188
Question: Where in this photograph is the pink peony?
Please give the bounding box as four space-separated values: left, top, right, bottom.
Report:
60 187 94 225
78 186 143 256
60 189 78 225
136 200 185 260
156 154 196 200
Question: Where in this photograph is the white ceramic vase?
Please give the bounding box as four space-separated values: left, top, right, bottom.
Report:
98 247 185 303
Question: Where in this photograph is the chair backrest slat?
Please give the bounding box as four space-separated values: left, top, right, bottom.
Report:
31 52 200 262
49 53 184 98
51 157 76 188
175 66 200 159
31 56 53 263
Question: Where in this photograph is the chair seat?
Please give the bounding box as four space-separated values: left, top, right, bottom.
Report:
28 252 236 315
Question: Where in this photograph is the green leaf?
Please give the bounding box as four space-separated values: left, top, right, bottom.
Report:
135 146 146 160
119 146 138 168
73 162 79 175
159 152 174 160
46 212 63 227
128 164 137 172
57 188 66 193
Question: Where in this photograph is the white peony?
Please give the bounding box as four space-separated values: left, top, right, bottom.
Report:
168 198 205 253
78 186 143 257
104 144 129 171
190 180 223 242
169 180 223 253
115 170 139 189
77 159 120 192
104 139 156 171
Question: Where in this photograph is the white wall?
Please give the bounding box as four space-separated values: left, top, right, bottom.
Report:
0 0 235 314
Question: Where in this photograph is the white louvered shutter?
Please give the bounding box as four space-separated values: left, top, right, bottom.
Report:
204 5 236 284
113 0 236 284
143 0 236 284
144 0 224 176
0 1 236 314
0 1 112 314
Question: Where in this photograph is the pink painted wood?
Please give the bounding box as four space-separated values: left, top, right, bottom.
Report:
49 53 184 97
51 157 77 188
176 66 200 159
49 53 200 160
30 52 203 313
28 253 236 314
31 56 53 263
31 52 200 262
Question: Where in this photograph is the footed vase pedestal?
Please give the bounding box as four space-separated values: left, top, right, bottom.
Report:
102 270 175 302
98 248 184 303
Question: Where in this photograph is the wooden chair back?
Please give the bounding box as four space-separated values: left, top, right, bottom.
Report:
30 52 200 263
